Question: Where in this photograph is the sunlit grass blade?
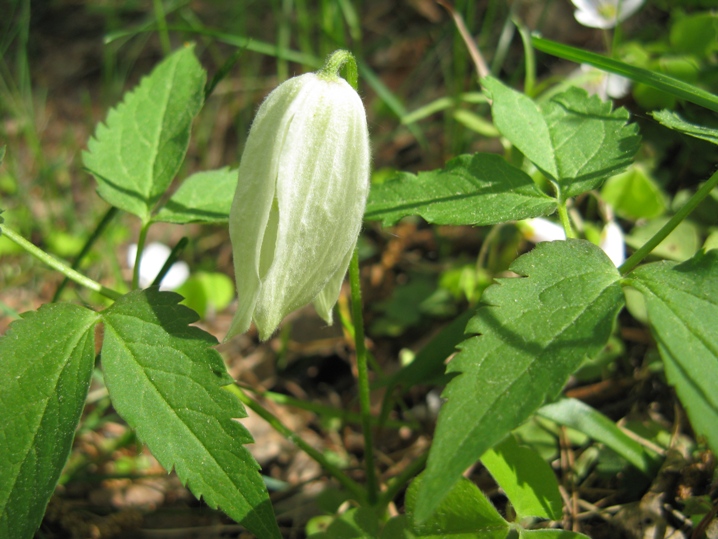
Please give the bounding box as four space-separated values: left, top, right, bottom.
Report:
538 398 662 474
531 35 718 113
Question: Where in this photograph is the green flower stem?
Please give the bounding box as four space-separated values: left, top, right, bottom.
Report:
52 206 118 302
515 20 536 97
132 222 151 290
377 452 428 509
2 225 122 300
557 201 577 239
318 49 358 90
349 247 379 505
620 168 718 275
227 385 368 504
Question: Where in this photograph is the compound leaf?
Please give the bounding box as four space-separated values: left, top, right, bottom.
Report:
83 45 206 222
0 304 98 539
415 240 624 521
629 250 718 453
365 153 556 226
100 289 279 538
154 167 237 223
483 77 640 200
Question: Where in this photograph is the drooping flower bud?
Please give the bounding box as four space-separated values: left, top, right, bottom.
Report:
227 51 370 340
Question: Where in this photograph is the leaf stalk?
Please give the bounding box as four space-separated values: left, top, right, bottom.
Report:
2 225 122 300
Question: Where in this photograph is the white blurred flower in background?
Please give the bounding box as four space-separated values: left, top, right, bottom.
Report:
518 218 567 243
599 221 626 267
127 242 190 290
571 0 644 29
575 64 631 100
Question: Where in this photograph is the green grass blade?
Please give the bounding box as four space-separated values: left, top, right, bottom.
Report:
531 36 718 113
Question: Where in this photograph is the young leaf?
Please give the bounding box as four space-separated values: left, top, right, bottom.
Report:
600 166 666 220
405 474 508 538
480 434 563 521
652 110 718 146
100 289 279 539
379 515 416 539
306 507 382 538
0 304 98 539
483 77 640 200
628 250 718 454
83 45 206 222
153 167 237 223
365 153 556 226
537 398 661 475
415 240 624 522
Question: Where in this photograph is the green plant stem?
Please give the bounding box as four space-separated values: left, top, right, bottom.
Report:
2 226 122 300
132 222 151 290
620 168 718 275
151 237 188 287
515 19 536 97
59 428 136 485
348 248 379 505
238 384 414 429
52 206 118 302
556 201 577 239
152 0 171 56
227 385 368 504
377 452 428 509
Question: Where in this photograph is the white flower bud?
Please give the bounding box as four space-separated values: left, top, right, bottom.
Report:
227 57 370 340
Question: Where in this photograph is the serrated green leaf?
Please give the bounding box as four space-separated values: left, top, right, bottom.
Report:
364 153 556 226
480 434 563 521
406 474 508 538
415 240 624 522
600 166 666 220
537 398 660 474
83 46 206 222
0 304 98 539
629 250 718 453
153 167 237 223
483 77 640 200
100 289 279 538
652 110 718 146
